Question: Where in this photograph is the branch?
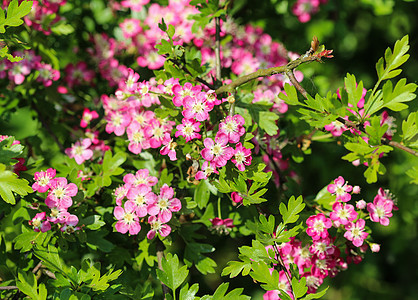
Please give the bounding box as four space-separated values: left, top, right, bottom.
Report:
0 286 18 290
286 70 418 157
214 17 222 85
215 54 321 95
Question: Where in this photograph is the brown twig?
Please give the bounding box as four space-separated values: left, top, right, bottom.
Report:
215 55 319 95
0 286 18 290
214 17 222 85
286 68 418 157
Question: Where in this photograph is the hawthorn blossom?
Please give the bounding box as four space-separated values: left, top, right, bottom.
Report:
45 177 78 209
160 134 177 161
175 118 201 142
36 62 60 87
114 184 130 206
367 198 393 226
123 169 158 187
114 201 141 235
65 138 94 165
231 192 243 204
105 111 131 136
356 200 367 210
172 83 202 107
60 214 80 234
370 243 381 253
147 184 181 223
126 121 150 154
32 168 56 193
306 213 332 241
201 133 234 168
218 114 246 144
327 176 353 202
182 93 213 122
126 184 156 217
309 237 335 260
324 120 347 137
80 108 99 128
147 215 171 239
120 19 142 39
29 212 51 233
231 142 252 171
329 202 358 226
195 161 218 180
380 111 397 140
121 0 150 11
344 219 368 247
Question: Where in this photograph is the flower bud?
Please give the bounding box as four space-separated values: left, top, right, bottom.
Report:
356 200 366 209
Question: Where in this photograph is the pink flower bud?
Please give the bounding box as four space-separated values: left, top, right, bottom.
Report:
356 200 366 210
371 243 380 253
353 186 361 194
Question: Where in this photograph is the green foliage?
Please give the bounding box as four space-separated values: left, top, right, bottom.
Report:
0 163 33 204
0 0 33 33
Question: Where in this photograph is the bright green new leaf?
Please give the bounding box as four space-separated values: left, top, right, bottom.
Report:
292 276 308 298
279 83 300 105
259 111 279 136
382 78 417 112
222 259 252 278
279 195 305 225
376 35 410 81
0 0 33 33
179 283 200 300
250 261 280 291
156 253 189 291
402 112 417 141
0 164 33 204
17 271 40 300
302 286 329 299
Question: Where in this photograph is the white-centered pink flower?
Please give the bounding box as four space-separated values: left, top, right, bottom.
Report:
344 219 368 247
126 184 157 217
32 168 56 193
330 202 358 226
114 201 141 235
231 142 252 171
45 177 78 209
65 138 93 165
327 176 353 202
29 212 51 233
218 114 246 144
306 213 332 241
175 118 201 142
147 215 171 239
147 184 181 223
201 133 234 168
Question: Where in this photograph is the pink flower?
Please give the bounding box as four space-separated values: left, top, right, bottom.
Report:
65 138 94 165
120 19 142 39
105 111 131 136
356 200 366 210
172 82 202 107
201 133 234 168
218 114 246 143
182 92 213 122
329 202 358 226
126 184 157 217
367 198 393 226
231 192 243 204
327 176 353 202
121 0 150 11
370 243 380 253
324 120 347 137
380 111 397 140
114 201 141 235
32 168 56 193
175 118 201 142
195 161 218 180
35 62 60 87
60 214 80 234
126 122 150 154
306 213 332 241
45 177 78 209
231 142 252 171
147 184 181 223
123 169 158 187
29 212 51 233
160 134 177 161
147 215 171 239
80 108 99 128
344 219 368 247
292 0 320 23
309 237 335 260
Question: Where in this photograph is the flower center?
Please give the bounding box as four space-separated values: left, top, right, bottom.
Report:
313 219 325 232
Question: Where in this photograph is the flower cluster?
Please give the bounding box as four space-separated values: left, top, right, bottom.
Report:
0 50 60 86
29 169 81 234
264 176 397 298
23 0 66 35
292 0 328 23
113 169 181 239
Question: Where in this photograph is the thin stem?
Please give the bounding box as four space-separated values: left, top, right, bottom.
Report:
0 286 18 290
273 242 296 299
214 17 222 85
217 197 222 219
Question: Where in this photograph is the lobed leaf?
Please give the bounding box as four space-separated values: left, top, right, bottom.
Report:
279 195 305 225
156 253 189 291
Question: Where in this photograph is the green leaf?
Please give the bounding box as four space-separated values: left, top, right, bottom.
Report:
402 112 417 141
184 242 216 275
14 231 48 252
279 83 300 105
156 253 189 291
16 271 39 299
209 282 250 300
0 137 24 165
179 283 199 300
33 245 65 274
382 78 416 112
259 111 279 136
302 286 329 299
279 195 305 225
258 214 275 234
376 35 410 81
0 0 33 33
222 259 252 278
292 276 308 298
344 73 364 113
0 164 33 204
406 166 418 185
194 180 211 209
250 261 280 291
